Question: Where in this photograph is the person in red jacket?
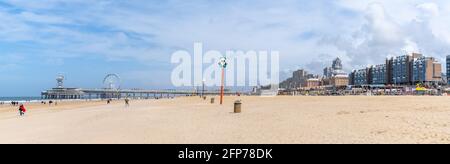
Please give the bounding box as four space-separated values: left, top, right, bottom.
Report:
19 104 26 116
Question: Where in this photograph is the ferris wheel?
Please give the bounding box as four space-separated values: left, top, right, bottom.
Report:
103 74 121 90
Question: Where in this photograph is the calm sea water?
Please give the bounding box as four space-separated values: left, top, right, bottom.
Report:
0 95 181 103
0 97 42 102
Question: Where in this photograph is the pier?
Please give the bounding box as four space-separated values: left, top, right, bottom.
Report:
41 74 241 100
41 88 239 100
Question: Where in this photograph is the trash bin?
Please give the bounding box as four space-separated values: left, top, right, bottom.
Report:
211 98 215 104
203 96 207 100
234 100 242 113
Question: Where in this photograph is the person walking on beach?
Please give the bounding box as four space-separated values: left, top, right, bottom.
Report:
18 104 26 116
124 98 130 108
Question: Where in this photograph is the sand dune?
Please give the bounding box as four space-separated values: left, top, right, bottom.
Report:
1 96 450 144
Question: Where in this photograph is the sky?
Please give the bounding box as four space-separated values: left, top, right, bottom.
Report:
1 0 450 96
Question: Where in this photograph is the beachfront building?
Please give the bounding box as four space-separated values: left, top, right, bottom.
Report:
371 64 388 85
412 56 442 84
321 57 349 88
348 72 355 85
279 69 312 89
327 58 349 87
350 53 442 86
42 75 84 99
447 55 450 85
306 78 321 89
41 87 85 99
292 69 308 84
352 68 370 86
323 67 333 78
330 75 349 87
348 64 387 86
279 77 293 89
386 58 393 85
331 58 346 76
389 53 423 85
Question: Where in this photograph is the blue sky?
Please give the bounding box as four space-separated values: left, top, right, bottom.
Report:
1 0 450 96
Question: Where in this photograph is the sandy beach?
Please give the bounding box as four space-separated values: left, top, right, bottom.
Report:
1 96 450 144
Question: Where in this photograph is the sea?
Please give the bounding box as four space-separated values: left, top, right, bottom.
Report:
0 95 180 104
0 97 43 103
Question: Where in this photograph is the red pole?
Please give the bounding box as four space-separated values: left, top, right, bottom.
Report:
220 68 224 105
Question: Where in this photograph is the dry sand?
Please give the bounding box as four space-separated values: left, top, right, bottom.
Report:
1 96 450 144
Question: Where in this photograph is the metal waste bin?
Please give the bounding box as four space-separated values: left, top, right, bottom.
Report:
211 98 215 104
234 100 242 113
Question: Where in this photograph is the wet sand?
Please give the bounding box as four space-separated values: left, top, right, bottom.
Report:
1 96 450 144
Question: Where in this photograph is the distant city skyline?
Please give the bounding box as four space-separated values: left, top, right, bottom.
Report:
1 0 450 96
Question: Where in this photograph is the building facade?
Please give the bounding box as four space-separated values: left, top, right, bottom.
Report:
447 55 450 85
320 58 349 87
331 58 347 77
281 53 445 90
371 64 388 85
353 68 370 86
280 69 316 89
348 72 355 85
306 78 321 89
323 67 333 79
350 53 442 86
330 75 349 87
389 53 422 85
412 57 442 84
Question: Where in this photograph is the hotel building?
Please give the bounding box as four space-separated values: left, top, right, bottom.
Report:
306 78 321 88
412 56 442 84
330 75 349 87
323 67 333 78
390 53 423 85
349 53 442 86
327 58 349 87
371 64 388 85
352 68 370 86
280 69 318 89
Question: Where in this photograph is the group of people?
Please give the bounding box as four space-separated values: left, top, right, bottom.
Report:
41 100 56 106
105 98 130 108
10 101 20 106
15 100 59 117
0 101 27 116
13 97 134 117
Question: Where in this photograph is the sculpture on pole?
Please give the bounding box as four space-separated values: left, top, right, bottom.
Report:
218 57 227 105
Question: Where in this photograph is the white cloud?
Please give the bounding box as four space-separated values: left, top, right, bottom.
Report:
19 12 72 24
321 1 450 71
417 2 439 19
401 38 419 54
1 0 450 77
364 3 402 45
